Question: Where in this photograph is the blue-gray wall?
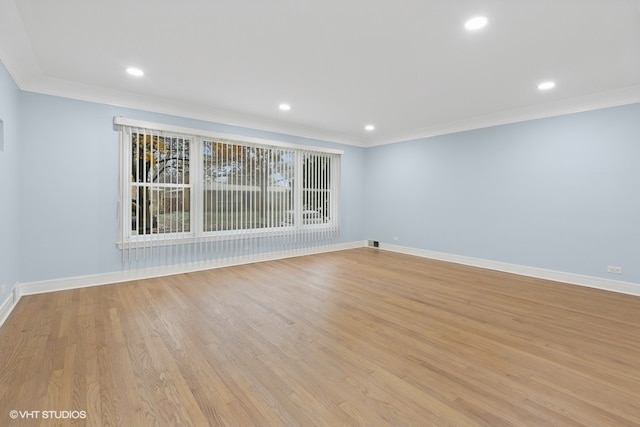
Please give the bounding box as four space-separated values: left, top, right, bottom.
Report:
0 61 20 300
365 104 640 283
17 92 366 282
3 56 640 286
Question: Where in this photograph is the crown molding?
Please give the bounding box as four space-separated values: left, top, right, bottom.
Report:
0 0 42 87
16 70 640 149
22 74 367 148
2 0 639 149
367 84 640 146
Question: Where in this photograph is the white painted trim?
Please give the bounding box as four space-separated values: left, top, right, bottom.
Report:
0 284 20 329
0 294 12 327
34 78 640 149
380 243 640 297
367 85 640 147
4 41 640 149
23 76 365 147
0 0 42 88
10 240 639 326
19 241 367 296
2 0 640 149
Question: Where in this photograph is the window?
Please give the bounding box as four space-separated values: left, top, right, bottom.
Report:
116 118 341 249
130 132 191 237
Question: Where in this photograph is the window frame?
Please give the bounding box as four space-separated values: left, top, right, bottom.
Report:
115 117 342 249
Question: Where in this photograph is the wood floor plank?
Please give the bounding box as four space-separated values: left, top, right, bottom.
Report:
1 248 640 426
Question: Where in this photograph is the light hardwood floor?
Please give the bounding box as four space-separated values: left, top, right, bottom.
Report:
1 248 639 426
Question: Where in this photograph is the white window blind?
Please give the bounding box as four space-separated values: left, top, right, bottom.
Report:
115 117 342 264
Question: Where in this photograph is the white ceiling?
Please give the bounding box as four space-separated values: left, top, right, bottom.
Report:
1 0 640 146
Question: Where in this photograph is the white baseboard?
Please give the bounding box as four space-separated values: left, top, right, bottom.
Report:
19 241 368 296
380 243 640 297
10 239 638 325
0 284 20 329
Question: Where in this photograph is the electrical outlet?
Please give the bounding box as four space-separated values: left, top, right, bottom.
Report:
607 266 623 274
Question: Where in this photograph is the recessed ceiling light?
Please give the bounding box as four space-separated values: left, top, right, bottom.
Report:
465 16 488 31
537 81 556 91
365 124 375 132
279 103 291 111
126 67 144 77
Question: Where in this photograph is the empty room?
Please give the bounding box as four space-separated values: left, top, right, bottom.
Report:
1 1 640 426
